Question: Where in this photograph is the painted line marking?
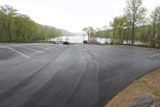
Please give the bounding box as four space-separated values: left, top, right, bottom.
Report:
7 44 44 53
21 46 43 53
149 54 160 58
6 46 30 59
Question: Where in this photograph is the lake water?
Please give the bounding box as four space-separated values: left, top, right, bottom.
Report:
53 36 143 45
53 36 109 44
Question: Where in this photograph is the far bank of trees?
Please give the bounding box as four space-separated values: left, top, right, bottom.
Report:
0 5 62 42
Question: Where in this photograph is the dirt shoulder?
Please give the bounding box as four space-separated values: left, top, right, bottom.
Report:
106 44 160 49
106 68 160 107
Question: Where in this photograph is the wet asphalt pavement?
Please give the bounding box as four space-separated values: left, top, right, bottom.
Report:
0 43 160 107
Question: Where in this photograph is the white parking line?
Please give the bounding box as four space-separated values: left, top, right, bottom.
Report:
6 44 44 53
149 54 160 58
21 46 43 53
6 46 30 59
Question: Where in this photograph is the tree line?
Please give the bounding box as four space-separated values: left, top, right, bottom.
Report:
0 5 62 42
83 0 160 47
110 0 160 47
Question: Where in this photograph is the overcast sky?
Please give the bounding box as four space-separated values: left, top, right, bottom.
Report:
0 0 160 32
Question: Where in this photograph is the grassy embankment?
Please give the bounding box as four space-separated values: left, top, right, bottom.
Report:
106 68 160 107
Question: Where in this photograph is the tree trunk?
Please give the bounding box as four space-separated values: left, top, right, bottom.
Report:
8 23 12 41
23 33 25 41
152 21 156 47
112 30 115 43
88 32 90 43
153 21 156 38
28 32 30 40
131 23 135 45
119 29 121 44
16 29 20 42
127 28 130 44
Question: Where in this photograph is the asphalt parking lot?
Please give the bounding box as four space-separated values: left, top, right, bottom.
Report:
0 43 160 107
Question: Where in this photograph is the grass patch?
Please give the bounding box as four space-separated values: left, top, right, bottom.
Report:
105 68 160 107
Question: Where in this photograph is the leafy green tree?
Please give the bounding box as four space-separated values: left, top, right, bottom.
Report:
0 11 7 41
110 17 118 44
139 25 152 46
110 16 128 44
0 5 62 43
125 0 146 45
82 27 94 42
150 6 160 47
0 5 17 41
